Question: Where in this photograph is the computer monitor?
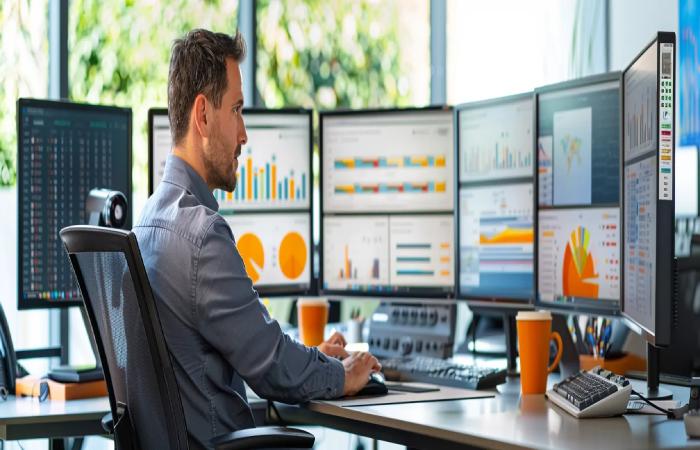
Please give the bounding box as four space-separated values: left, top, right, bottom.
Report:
148 108 314 295
17 98 132 309
534 72 622 315
456 93 535 308
320 107 455 297
621 32 675 348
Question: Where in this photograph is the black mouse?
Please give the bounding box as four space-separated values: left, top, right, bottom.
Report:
355 372 388 396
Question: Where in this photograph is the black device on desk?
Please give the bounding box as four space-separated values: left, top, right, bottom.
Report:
620 31 677 400
355 372 389 397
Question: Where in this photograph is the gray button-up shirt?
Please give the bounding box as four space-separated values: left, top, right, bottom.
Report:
133 155 344 448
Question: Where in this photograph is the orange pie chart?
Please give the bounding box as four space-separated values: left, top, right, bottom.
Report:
237 233 264 283
279 232 307 280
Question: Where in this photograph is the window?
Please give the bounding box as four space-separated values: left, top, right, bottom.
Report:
256 0 430 109
0 0 51 376
446 0 606 104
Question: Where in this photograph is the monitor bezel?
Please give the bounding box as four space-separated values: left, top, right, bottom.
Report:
148 107 317 297
532 71 623 316
453 92 536 310
17 97 133 310
620 32 676 347
318 105 457 299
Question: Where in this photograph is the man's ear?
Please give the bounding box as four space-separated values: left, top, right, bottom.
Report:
192 94 210 139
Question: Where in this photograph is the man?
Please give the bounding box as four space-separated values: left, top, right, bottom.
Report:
134 29 380 447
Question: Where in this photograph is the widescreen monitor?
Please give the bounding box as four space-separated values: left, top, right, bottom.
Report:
17 98 132 309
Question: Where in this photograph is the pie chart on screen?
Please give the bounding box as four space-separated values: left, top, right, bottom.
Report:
237 233 264 283
279 232 307 280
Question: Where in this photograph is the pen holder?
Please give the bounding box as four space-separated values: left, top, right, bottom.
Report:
346 318 365 344
579 353 646 374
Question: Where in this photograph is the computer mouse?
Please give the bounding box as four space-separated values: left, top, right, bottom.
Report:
355 372 388 397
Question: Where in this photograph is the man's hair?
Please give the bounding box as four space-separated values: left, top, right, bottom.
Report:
168 29 246 145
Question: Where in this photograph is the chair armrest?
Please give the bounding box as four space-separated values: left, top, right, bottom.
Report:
210 426 314 450
101 412 114 434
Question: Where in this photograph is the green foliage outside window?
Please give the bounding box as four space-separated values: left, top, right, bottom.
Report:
256 0 430 110
0 0 49 186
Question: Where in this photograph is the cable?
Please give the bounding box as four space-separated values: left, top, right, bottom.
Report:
631 390 671 414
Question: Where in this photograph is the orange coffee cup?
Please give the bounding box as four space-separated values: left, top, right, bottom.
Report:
516 310 563 395
297 298 329 346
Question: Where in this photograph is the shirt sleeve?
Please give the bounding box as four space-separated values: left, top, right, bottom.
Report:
194 217 345 403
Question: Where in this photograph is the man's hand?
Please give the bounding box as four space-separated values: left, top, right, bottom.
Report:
317 331 349 359
342 352 381 396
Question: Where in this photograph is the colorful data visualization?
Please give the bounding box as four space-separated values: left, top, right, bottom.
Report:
389 215 454 287
322 110 454 213
623 157 656 331
226 212 311 288
323 216 390 290
322 215 454 291
459 97 533 182
624 42 659 162
459 184 533 299
216 116 310 211
552 108 592 205
538 207 620 303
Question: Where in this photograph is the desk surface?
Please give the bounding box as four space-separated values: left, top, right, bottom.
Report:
0 396 109 440
277 377 700 450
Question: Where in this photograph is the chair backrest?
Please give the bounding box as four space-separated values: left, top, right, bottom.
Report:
60 225 189 450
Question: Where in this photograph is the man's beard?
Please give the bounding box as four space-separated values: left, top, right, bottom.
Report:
203 130 239 192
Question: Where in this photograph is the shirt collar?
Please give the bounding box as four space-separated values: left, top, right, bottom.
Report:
162 154 219 212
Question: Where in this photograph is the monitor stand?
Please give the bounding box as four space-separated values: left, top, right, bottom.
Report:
504 314 518 376
636 343 673 400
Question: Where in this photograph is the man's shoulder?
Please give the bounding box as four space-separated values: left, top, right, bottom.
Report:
135 181 226 249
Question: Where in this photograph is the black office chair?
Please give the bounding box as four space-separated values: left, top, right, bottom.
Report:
60 225 314 450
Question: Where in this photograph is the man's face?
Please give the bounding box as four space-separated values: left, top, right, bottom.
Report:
202 58 247 192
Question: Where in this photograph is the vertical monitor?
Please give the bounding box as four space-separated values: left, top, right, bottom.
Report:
18 99 132 309
320 107 455 296
148 108 314 295
456 93 536 307
621 32 676 346
535 73 622 315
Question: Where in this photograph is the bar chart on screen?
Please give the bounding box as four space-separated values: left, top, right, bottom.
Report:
389 215 454 287
322 216 390 290
226 212 311 287
215 124 310 211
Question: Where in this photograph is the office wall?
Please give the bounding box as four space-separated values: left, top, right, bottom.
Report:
608 0 679 70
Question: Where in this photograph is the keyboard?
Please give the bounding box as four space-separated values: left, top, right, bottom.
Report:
379 356 507 390
546 366 632 418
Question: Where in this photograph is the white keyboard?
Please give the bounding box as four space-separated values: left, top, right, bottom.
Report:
546 366 632 418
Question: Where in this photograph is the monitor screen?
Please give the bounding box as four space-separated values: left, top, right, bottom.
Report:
456 94 535 306
535 74 622 314
537 79 620 207
537 207 620 312
320 107 455 296
149 109 171 193
459 183 534 300
148 109 314 295
321 109 454 213
322 214 454 293
18 99 131 309
622 35 675 343
459 96 533 182
150 110 311 212
224 212 311 291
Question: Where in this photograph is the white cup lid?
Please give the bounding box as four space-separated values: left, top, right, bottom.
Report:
297 297 329 306
516 310 552 321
